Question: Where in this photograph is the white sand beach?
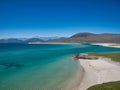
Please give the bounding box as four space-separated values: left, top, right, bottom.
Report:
28 42 79 44
79 57 120 90
92 43 120 48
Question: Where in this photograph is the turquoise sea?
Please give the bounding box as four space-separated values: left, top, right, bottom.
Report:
0 43 120 90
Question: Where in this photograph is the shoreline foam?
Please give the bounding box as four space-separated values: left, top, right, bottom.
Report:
78 57 120 90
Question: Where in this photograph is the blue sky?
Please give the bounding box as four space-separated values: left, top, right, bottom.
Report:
0 0 120 38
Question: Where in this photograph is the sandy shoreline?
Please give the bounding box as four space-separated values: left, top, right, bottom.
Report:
92 43 120 48
79 57 120 90
28 42 80 44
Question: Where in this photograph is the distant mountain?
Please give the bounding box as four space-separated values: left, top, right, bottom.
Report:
1 33 119 43
37 37 60 41
70 32 96 38
0 38 24 43
25 38 44 43
0 37 61 43
53 32 120 43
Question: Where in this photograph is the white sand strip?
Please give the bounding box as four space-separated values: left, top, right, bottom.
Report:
79 58 120 90
92 43 120 48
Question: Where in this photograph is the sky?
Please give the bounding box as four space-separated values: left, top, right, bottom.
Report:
0 0 120 38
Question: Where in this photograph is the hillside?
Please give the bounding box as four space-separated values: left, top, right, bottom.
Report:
53 32 120 43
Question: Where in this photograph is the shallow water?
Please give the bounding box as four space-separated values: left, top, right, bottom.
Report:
0 43 120 90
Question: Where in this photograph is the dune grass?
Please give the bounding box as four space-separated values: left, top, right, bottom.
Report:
87 81 120 90
87 52 120 62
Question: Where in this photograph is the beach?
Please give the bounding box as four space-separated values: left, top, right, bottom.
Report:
92 43 120 48
28 42 80 44
79 57 120 90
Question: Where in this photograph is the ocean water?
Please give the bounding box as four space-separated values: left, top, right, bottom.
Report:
0 43 120 90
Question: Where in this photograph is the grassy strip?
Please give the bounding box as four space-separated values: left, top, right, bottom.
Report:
87 52 120 62
87 81 120 90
